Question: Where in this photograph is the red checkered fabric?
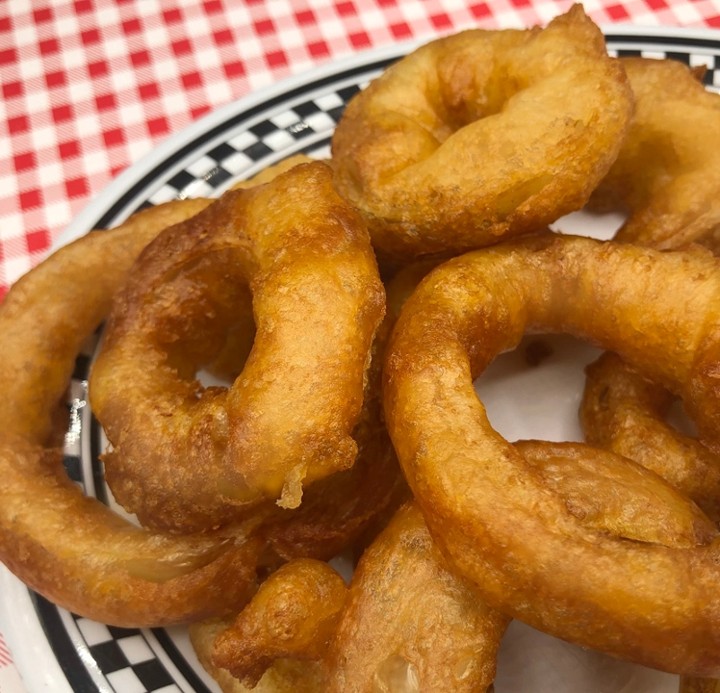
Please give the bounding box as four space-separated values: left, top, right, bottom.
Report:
0 631 11 667
1 0 720 300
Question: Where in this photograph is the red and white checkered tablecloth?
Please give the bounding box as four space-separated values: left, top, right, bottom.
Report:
3 0 720 690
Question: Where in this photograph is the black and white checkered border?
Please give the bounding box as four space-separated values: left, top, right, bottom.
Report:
67 618 177 693
609 46 720 88
25 34 720 693
145 81 365 206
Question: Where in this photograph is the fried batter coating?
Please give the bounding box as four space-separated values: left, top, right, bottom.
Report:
212 559 347 686
580 59 720 686
516 440 717 548
681 678 720 693
0 201 266 626
332 5 632 262
581 352 720 521
383 233 720 675
195 504 508 693
258 414 406 565
90 162 385 533
327 503 508 693
590 57 720 250
191 617 325 693
258 260 410 564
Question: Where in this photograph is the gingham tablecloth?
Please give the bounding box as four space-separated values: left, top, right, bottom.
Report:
2 0 720 690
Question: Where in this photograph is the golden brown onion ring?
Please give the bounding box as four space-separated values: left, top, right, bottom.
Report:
589 57 720 250
191 616 324 693
326 502 508 693
332 5 632 262
0 201 265 626
194 216 408 569
90 162 385 532
383 233 720 675
581 352 720 521
210 558 346 687
681 678 720 693
516 440 717 548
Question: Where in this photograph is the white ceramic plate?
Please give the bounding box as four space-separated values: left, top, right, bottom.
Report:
3 25 720 693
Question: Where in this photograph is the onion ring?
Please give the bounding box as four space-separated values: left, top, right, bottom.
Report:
589 57 720 250
210 558 346 687
332 5 632 261
383 232 720 675
581 351 720 521
326 502 508 693
191 615 324 693
681 678 720 693
90 162 385 532
0 201 265 626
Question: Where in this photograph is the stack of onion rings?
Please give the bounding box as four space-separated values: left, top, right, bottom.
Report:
383 233 720 675
200 434 717 690
6 5 720 690
0 162 393 627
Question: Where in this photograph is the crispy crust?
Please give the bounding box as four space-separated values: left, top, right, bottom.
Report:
589 57 720 250
332 5 633 262
90 162 385 532
212 559 347 686
326 502 508 693
581 351 720 521
515 440 717 548
681 678 720 693
194 503 508 692
190 617 325 693
383 233 720 675
0 200 265 626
